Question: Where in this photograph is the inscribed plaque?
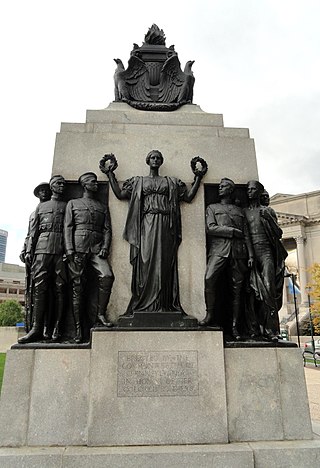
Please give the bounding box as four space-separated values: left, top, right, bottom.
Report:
117 350 199 397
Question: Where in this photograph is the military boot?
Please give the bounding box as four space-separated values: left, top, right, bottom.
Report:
18 293 44 344
231 297 241 341
96 280 113 328
51 293 64 341
199 290 215 326
70 283 82 343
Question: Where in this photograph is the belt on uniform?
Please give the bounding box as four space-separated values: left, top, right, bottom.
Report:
74 224 103 233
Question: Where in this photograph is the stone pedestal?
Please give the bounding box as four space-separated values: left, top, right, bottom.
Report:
88 331 228 446
0 331 228 447
1 330 319 467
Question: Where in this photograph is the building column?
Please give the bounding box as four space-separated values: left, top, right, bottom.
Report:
295 236 308 304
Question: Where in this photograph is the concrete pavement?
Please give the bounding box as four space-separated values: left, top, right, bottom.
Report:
304 365 320 437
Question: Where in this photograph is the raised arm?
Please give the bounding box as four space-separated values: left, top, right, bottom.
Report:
107 170 131 200
183 174 202 203
183 156 208 203
99 154 130 200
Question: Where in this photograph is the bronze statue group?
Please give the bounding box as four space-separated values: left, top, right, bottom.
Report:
18 150 286 344
19 173 114 344
201 178 286 342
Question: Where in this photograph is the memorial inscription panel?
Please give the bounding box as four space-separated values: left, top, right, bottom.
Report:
117 350 199 397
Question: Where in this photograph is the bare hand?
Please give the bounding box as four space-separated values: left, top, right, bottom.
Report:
24 253 32 267
66 253 74 263
98 248 108 259
19 252 26 263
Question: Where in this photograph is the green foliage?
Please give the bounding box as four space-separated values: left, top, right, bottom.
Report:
307 263 320 335
0 300 23 326
299 319 312 336
313 313 320 336
0 353 6 393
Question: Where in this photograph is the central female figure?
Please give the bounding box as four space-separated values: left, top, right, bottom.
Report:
100 150 205 314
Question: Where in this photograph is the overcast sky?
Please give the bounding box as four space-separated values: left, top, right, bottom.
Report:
1 0 320 264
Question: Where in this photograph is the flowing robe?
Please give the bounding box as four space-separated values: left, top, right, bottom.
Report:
245 206 288 333
122 176 187 313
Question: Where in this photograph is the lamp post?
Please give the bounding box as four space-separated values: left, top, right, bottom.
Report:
291 274 300 347
306 287 317 367
284 271 300 347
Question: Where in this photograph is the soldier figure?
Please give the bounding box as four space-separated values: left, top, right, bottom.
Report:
18 175 67 344
19 182 52 333
64 172 114 343
200 178 254 339
260 189 270 207
244 180 287 341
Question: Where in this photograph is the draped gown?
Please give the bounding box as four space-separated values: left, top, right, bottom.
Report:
122 175 187 314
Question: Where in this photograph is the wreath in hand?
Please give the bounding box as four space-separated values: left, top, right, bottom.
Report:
99 153 118 174
190 156 208 178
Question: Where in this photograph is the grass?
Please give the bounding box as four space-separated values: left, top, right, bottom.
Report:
304 355 320 367
0 353 6 393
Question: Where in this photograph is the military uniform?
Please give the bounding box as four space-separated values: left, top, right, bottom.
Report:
19 182 52 337
18 197 67 343
203 202 253 334
64 196 114 339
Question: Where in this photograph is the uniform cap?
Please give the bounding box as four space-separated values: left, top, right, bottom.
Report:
78 172 97 186
33 182 51 197
221 177 235 188
49 175 65 187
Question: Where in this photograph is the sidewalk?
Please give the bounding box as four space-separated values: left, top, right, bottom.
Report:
304 366 320 437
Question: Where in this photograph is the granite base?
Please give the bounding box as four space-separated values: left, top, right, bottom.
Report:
1 440 320 468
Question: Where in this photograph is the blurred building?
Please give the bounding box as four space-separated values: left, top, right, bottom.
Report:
271 190 320 330
0 230 8 262
0 263 25 306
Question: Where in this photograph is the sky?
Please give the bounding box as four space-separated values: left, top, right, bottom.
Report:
1 0 320 264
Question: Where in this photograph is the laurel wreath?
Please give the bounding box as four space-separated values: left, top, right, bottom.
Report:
190 156 208 177
99 153 118 174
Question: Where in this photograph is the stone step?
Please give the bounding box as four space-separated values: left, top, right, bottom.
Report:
1 440 320 468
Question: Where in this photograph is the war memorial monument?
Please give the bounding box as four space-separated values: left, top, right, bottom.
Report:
0 25 319 466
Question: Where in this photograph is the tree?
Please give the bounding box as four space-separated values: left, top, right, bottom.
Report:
0 300 23 326
307 263 320 335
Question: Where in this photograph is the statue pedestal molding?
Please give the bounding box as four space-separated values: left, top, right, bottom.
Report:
116 311 199 329
1 330 319 466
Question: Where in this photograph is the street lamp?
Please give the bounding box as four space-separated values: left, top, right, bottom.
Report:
291 273 301 347
306 286 317 367
284 271 300 347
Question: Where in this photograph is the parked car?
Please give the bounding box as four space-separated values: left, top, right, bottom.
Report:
303 338 320 355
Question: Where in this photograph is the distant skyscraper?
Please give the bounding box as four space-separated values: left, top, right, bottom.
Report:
0 230 8 262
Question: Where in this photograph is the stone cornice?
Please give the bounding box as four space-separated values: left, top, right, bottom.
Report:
276 212 309 226
271 190 320 204
276 211 320 227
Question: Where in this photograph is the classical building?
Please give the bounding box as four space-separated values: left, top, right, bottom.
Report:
270 189 320 329
0 263 25 306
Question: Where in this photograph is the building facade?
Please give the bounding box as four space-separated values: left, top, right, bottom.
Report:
0 263 25 307
0 230 8 263
270 190 320 329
